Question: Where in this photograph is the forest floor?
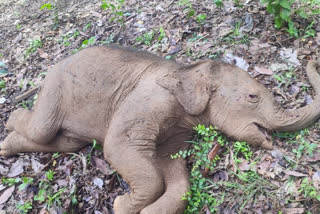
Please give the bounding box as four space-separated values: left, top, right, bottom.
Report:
0 0 320 213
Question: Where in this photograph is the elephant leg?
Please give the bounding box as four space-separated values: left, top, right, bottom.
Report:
104 139 164 214
6 72 63 144
0 131 87 156
141 157 189 214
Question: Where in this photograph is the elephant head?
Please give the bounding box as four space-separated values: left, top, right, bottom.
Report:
158 60 320 149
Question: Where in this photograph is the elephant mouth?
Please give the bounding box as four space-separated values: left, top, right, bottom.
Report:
255 123 272 141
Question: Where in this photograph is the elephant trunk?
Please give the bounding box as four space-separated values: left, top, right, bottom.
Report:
270 61 320 132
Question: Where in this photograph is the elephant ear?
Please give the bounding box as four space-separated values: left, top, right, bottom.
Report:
157 61 213 115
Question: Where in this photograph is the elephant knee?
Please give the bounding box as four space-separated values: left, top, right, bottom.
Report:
6 109 30 131
133 175 164 203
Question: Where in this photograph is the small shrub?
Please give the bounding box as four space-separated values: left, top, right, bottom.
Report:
25 39 42 57
178 0 195 17
40 3 53 10
261 0 320 37
136 30 155 46
171 125 226 213
16 202 32 214
299 178 320 201
101 0 126 23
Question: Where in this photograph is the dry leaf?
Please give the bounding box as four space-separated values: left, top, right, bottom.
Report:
0 186 15 205
257 160 271 175
281 208 304 214
31 158 45 173
93 157 114 176
280 48 301 66
39 208 49 214
254 66 273 75
8 159 26 177
0 164 9 175
303 151 320 162
38 49 49 59
238 159 251 171
283 169 308 177
205 206 211 214
93 177 104 190
312 172 320 191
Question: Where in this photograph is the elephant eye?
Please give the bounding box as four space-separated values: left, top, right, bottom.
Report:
247 94 260 103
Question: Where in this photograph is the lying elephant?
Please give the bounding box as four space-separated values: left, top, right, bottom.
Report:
1 46 320 214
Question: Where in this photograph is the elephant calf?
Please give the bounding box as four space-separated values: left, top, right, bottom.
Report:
1 46 320 214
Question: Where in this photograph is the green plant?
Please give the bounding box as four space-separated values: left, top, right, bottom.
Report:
25 39 42 57
196 14 207 25
261 0 293 28
87 139 102 163
273 70 296 88
47 188 65 208
73 36 96 54
274 129 316 160
228 169 275 211
2 177 21 186
40 3 53 10
18 100 33 109
81 36 96 48
101 0 126 23
136 30 155 46
17 202 32 214
302 21 316 38
178 0 195 17
40 2 61 28
171 125 226 213
298 178 320 201
100 34 115 44
213 0 242 7
34 187 47 202
19 177 34 191
260 0 320 37
157 27 166 42
292 130 317 159
233 141 253 162
70 185 78 205
33 169 65 209
57 30 79 46
45 170 55 181
222 21 250 45
214 0 224 7
0 80 6 93
2 177 33 191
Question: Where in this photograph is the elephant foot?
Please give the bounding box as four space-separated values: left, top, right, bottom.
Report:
261 140 273 150
0 132 88 157
141 157 189 214
0 132 28 156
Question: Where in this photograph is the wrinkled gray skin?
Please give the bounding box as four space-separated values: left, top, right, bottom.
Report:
1 46 320 214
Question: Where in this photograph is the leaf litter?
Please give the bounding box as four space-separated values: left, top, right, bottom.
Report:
0 0 319 213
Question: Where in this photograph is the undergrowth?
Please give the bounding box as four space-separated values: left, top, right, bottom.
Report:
172 125 320 213
172 125 226 213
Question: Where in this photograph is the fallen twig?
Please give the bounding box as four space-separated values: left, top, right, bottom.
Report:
14 85 41 104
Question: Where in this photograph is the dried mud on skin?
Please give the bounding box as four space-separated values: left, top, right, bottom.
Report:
0 0 320 213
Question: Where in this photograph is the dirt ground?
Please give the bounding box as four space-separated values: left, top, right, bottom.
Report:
0 0 320 213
